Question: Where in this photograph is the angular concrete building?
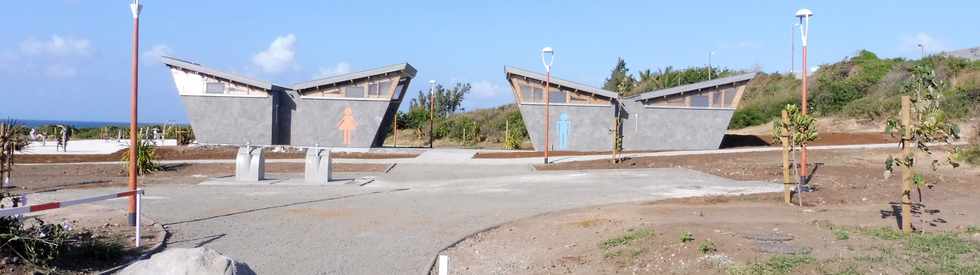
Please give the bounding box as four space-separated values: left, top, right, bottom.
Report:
621 73 756 151
505 66 755 152
162 56 416 147
505 67 620 151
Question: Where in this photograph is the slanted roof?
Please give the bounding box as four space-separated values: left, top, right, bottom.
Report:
628 72 757 102
292 63 417 91
160 56 273 90
505 66 619 99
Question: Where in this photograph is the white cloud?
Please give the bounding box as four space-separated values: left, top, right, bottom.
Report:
314 62 352 78
470 80 502 99
142 44 173 64
45 64 77 78
900 32 948 54
252 34 296 74
20 35 92 57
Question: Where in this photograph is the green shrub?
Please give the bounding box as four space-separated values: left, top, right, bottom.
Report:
121 139 161 175
698 240 717 254
0 217 73 266
680 231 695 243
599 228 654 250
832 228 850 240
860 227 904 240
727 254 815 275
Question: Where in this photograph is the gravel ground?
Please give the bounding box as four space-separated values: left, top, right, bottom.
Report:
24 164 777 274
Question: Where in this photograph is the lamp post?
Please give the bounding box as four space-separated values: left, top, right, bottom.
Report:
541 47 555 164
127 0 142 226
796 8 813 185
708 51 716 80
917 43 925 59
428 80 436 149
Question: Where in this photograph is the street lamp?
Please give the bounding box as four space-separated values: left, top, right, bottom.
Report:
541 47 555 164
796 8 813 185
917 43 926 59
127 0 142 226
708 51 716 80
428 80 436 149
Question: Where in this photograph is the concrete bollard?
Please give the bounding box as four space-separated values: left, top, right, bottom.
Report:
235 145 265 181
304 148 332 184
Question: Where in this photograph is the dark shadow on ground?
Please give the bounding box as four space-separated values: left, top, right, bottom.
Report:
720 134 771 149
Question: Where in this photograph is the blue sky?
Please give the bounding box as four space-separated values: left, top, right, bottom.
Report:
1 0 977 123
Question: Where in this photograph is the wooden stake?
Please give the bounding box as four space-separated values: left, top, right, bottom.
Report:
900 96 913 234
781 110 792 205
393 112 398 148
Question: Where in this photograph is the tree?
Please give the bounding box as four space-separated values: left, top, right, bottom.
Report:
884 64 961 234
603 57 636 95
409 83 471 117
771 104 818 205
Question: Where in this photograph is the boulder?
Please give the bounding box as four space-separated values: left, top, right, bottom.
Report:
118 247 256 275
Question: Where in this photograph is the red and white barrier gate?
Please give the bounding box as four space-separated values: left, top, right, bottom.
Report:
0 189 145 247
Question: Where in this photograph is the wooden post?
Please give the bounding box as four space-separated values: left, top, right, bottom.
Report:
900 96 913 234
393 113 398 148
505 120 510 145
781 110 792 205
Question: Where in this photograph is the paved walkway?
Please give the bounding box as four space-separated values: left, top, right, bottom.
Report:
19 142 929 167
27 164 779 274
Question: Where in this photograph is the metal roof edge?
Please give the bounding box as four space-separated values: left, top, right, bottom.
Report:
292 63 416 91
160 56 273 90
504 66 619 99
627 72 758 101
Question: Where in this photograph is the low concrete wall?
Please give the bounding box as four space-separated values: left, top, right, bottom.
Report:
620 101 733 151
180 95 275 145
517 103 615 151
287 97 395 147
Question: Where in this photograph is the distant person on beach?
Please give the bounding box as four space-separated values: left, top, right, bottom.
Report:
29 128 37 141
152 128 161 144
58 125 71 152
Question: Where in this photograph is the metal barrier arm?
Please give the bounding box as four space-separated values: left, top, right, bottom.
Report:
0 189 145 246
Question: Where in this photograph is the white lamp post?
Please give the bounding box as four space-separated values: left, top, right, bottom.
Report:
917 43 925 59
708 51 716 80
795 8 813 184
541 47 555 164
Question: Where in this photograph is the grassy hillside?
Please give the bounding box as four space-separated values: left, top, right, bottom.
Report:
731 50 980 129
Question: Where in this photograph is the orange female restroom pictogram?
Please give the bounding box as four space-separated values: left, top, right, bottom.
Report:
337 106 358 145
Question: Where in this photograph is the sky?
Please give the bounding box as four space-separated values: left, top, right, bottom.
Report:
0 0 977 123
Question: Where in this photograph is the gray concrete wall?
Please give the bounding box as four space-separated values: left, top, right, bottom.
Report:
180 95 275 145
288 97 395 147
517 103 615 151
620 101 733 151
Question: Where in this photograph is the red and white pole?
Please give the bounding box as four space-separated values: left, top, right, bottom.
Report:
128 0 142 226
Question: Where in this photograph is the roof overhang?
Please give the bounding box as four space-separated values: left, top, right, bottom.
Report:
292 63 417 91
627 72 758 102
505 66 619 99
160 56 273 90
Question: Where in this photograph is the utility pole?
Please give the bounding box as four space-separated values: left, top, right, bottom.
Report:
127 0 142 226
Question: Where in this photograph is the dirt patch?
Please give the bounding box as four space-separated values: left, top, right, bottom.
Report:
10 162 388 192
15 145 419 164
443 148 980 274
